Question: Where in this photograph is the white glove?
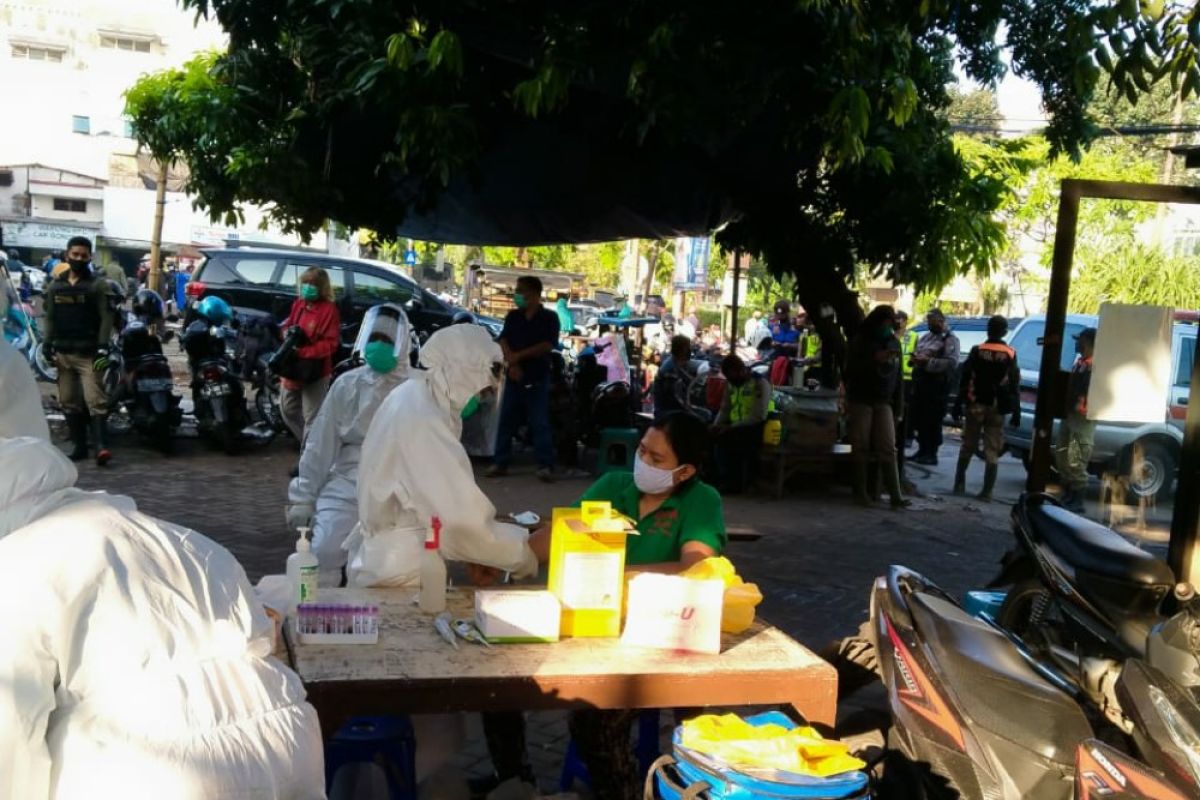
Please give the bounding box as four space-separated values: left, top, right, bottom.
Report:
286 502 315 530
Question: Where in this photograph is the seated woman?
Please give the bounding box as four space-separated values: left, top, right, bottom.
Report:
481 412 725 799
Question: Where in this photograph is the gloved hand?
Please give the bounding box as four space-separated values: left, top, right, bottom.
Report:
92 347 110 372
286 325 308 345
286 502 316 530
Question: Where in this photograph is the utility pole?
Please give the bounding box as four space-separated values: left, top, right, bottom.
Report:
148 160 168 295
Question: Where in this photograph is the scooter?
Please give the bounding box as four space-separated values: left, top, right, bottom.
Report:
115 319 181 453
183 315 251 454
870 564 1200 799
989 493 1196 726
2 266 55 381
234 314 287 433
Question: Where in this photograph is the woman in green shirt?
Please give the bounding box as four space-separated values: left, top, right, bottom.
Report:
522 413 726 799
529 412 726 570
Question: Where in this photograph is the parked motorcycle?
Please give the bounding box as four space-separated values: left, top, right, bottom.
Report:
1 265 55 381
111 291 182 453
869 564 1200 799
183 296 251 454
990 493 1193 725
234 312 287 433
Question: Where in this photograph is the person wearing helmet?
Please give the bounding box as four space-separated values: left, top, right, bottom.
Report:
0 350 324 799
195 294 232 326
286 304 413 586
132 288 165 324
42 236 114 466
345 324 537 587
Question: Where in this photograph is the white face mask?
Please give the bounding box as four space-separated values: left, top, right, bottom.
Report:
633 454 684 495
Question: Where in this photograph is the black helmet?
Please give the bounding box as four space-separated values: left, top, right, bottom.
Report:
133 288 165 321
451 310 476 325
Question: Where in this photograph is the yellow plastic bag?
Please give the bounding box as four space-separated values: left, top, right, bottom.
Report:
680 557 764 634
680 713 866 778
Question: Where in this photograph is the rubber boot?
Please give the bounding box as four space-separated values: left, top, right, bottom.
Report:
883 459 910 509
952 449 971 495
92 415 112 467
66 414 88 461
977 464 998 502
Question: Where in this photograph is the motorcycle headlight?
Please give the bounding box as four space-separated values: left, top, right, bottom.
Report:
1149 684 1200 783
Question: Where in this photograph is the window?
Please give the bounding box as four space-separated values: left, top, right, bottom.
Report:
353 271 413 304
277 262 346 298
72 115 90 134
1010 320 1090 374
100 35 151 53
1177 338 1196 387
229 258 278 285
0 170 12 188
11 44 65 62
52 198 86 213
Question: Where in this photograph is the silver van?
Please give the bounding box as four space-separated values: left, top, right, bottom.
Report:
1002 313 1196 499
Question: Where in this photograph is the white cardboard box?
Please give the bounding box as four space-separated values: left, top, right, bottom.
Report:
475 589 562 643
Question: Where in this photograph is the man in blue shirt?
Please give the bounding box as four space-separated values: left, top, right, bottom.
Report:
487 275 561 482
768 300 800 358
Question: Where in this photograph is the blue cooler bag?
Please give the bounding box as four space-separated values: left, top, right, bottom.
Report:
648 712 870 800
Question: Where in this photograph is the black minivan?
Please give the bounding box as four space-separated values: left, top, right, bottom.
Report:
183 247 498 344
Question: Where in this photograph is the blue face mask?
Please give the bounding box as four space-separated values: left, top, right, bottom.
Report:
363 341 398 373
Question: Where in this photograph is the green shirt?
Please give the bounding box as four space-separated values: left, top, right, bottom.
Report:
574 472 727 566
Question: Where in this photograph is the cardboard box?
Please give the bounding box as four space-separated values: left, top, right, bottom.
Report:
548 501 638 637
474 589 561 643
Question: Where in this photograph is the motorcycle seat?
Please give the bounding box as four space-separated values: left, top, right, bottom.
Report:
908 591 1092 766
1022 495 1174 588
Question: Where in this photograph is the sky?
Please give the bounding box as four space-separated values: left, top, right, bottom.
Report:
995 73 1047 134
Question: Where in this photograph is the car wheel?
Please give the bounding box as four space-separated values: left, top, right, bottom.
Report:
1126 439 1175 501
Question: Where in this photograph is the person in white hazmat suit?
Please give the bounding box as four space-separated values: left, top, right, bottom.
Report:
287 303 412 586
346 323 538 586
0 358 325 798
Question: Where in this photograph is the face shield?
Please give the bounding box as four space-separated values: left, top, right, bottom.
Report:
352 303 413 371
0 267 10 318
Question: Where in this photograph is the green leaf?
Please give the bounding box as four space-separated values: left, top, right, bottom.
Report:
428 30 463 76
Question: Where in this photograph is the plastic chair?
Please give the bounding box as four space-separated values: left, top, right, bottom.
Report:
324 715 418 800
597 427 640 474
559 709 661 791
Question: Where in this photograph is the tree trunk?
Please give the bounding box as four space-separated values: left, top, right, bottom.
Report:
148 160 168 296
791 263 863 385
641 241 659 312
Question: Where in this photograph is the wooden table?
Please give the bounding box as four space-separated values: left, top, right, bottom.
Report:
285 587 837 738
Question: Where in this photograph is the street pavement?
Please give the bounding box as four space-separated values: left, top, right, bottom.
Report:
46 395 1169 794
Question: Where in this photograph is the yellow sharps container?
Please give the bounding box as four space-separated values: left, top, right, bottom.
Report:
548 501 638 637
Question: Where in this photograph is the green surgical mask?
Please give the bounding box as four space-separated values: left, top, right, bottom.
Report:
300 284 319 301
513 293 527 309
460 394 481 419
363 341 398 373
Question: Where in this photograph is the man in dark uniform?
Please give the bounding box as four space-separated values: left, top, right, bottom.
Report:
952 315 1020 500
1057 327 1096 513
43 236 114 465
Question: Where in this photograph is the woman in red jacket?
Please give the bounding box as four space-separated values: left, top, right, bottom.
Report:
280 267 341 444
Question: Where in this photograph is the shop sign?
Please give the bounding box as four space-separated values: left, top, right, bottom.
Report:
1 220 99 249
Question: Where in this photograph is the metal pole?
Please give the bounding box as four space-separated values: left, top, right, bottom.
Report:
730 250 742 346
1169 334 1200 583
1028 180 1080 493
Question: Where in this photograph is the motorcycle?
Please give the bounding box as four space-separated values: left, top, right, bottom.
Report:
182 315 251 454
234 313 287 433
869 564 1200 799
989 493 1192 725
1 266 55 381
113 319 181 453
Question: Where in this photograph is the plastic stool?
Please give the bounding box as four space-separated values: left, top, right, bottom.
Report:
596 427 640 474
325 715 418 800
559 709 660 791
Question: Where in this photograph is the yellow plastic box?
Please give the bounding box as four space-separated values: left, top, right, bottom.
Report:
548 501 638 637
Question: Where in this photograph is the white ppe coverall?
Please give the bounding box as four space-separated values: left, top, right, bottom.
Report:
0 272 49 441
0 437 324 798
346 324 538 586
287 364 407 586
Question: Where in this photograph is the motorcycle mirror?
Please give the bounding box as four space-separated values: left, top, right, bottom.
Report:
1174 582 1195 603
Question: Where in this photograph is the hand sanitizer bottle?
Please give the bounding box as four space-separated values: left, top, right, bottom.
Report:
419 517 447 614
287 526 319 614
